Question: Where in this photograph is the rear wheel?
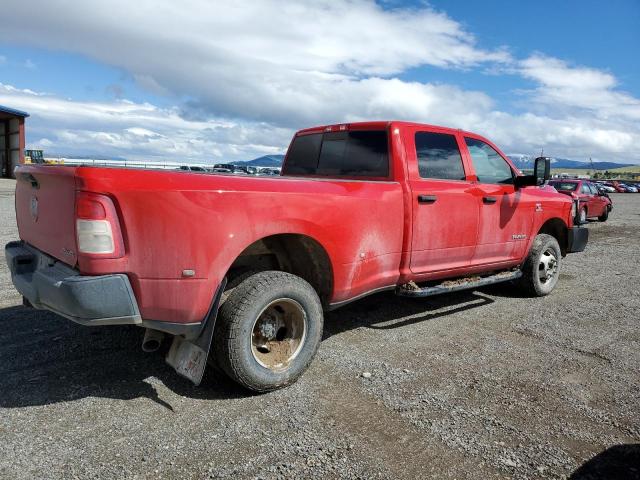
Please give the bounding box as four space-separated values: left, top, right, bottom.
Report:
516 234 562 297
214 271 323 392
598 207 609 222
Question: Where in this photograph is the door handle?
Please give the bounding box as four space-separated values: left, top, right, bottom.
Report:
417 195 437 204
482 196 497 204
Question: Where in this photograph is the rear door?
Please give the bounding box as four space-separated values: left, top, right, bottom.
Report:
585 182 606 216
408 129 479 274
15 166 78 266
463 136 534 265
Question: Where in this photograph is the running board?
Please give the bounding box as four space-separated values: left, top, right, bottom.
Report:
396 270 522 298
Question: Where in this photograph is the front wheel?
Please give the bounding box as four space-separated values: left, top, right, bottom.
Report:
214 271 324 392
515 234 562 297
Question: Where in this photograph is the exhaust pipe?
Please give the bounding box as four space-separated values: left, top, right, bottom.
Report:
142 328 165 353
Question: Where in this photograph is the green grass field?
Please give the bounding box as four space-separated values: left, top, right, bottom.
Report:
550 165 640 177
609 165 640 173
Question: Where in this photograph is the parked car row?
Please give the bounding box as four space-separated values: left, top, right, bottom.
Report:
178 164 282 176
548 179 613 223
595 180 640 193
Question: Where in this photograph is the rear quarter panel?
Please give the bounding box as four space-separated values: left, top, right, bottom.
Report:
75 168 404 323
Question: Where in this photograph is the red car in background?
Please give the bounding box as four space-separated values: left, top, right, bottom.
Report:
549 179 612 223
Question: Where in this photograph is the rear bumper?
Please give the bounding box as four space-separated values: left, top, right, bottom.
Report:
567 227 589 253
5 241 141 325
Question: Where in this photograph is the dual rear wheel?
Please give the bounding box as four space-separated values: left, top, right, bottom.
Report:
213 271 323 392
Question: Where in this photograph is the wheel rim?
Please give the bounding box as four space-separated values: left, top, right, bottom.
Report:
251 298 307 372
538 248 558 285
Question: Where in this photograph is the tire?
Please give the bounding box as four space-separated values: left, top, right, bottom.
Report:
515 234 562 297
579 207 587 224
598 207 609 222
213 270 323 392
207 269 261 371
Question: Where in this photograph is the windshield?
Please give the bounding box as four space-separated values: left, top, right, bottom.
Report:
549 181 578 192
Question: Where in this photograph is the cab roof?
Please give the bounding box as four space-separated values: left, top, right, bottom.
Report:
295 121 475 136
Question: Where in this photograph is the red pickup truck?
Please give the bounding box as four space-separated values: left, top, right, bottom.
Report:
6 121 588 391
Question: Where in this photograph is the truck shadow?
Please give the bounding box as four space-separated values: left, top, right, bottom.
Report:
0 290 494 408
324 290 494 338
0 306 247 410
569 444 640 479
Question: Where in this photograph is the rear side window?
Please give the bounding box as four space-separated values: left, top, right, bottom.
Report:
549 181 578 192
284 133 323 174
283 130 389 178
415 132 465 180
465 137 514 184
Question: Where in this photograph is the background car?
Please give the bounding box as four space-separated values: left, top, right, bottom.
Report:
548 179 612 222
596 184 616 193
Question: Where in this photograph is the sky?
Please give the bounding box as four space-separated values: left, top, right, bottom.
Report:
0 0 638 163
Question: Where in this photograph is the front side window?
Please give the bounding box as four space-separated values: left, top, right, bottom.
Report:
282 130 388 178
415 132 466 180
464 137 513 184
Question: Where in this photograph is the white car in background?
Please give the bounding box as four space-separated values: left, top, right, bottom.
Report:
596 184 616 193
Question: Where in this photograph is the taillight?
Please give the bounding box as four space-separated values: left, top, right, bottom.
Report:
75 192 124 257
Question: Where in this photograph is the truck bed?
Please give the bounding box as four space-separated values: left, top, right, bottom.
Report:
14 164 405 324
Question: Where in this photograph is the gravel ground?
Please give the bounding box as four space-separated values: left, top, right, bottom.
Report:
0 177 638 479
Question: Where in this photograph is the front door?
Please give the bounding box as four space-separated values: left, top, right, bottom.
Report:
408 130 479 274
463 136 534 265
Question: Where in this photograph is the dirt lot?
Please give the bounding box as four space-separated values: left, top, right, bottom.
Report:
0 178 638 479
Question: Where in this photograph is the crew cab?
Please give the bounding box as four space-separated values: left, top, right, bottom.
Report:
548 179 612 223
5 121 588 391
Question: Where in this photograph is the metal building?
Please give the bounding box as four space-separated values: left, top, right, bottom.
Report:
0 105 29 179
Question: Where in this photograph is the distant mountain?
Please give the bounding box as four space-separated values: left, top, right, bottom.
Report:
239 154 285 167
240 153 636 171
508 154 633 171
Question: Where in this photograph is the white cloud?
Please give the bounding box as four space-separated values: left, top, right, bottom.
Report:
0 1 638 163
0 0 509 126
0 83 290 161
520 54 640 121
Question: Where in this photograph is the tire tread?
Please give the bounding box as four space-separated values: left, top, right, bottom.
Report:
214 271 322 392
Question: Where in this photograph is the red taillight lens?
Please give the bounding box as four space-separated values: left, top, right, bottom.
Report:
76 195 106 219
75 191 124 258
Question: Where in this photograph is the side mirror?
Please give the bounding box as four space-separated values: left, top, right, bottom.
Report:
514 156 551 188
534 157 551 185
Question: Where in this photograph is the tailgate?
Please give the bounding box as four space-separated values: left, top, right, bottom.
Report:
15 165 78 266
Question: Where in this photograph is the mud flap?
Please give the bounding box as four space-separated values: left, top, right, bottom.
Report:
165 278 227 386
